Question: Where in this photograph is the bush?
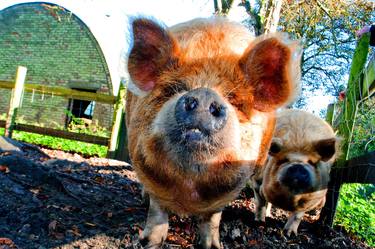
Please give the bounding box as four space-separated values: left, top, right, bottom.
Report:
335 183 375 246
0 127 107 157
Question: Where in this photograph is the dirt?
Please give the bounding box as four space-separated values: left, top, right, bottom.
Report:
0 141 372 249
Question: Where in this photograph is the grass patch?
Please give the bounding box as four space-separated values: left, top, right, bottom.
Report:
0 127 107 157
335 183 375 247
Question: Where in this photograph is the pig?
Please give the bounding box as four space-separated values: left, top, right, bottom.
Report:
251 109 339 236
126 17 301 248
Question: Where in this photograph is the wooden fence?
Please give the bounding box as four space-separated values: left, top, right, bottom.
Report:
318 33 375 225
1 35 374 228
0 66 128 161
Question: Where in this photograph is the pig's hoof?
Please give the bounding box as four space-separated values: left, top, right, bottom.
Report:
139 237 164 249
197 242 223 249
254 215 266 223
283 228 298 237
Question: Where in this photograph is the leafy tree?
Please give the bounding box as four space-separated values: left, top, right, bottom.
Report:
215 0 374 108
279 0 374 108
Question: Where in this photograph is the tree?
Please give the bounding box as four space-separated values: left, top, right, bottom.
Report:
214 0 283 35
214 0 374 109
279 0 374 108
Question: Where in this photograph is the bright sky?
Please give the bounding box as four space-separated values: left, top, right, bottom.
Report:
0 0 247 92
0 0 331 112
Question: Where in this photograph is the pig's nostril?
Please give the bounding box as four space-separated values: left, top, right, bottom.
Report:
209 102 226 118
184 96 198 111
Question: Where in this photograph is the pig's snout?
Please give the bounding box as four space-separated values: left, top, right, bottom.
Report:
175 88 227 140
280 164 312 190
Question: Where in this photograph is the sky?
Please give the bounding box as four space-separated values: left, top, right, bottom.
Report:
0 0 247 92
0 0 331 113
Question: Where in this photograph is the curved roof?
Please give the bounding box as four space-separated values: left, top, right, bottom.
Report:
0 2 112 93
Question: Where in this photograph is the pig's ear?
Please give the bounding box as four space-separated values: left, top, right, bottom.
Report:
314 137 338 162
239 35 301 112
127 18 178 93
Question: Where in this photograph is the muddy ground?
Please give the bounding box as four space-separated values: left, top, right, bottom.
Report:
0 140 372 249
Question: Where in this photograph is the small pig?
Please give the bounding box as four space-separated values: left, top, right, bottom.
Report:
251 109 339 236
126 17 301 248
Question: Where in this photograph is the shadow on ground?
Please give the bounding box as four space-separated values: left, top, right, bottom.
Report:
0 141 371 249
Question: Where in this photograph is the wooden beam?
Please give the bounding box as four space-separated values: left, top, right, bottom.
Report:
1 119 108 146
361 56 375 101
330 151 375 184
5 66 27 138
325 103 335 126
319 151 375 226
0 81 116 104
107 84 126 159
320 33 370 227
337 33 370 163
5 123 108 145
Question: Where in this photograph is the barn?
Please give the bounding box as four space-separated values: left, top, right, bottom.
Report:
0 2 115 129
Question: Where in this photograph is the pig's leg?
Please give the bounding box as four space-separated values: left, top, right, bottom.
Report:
284 211 304 236
253 186 268 222
198 211 222 249
140 197 169 249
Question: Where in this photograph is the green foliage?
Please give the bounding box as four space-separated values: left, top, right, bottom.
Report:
334 98 374 247
349 98 375 159
0 127 107 157
335 183 375 247
279 0 374 108
65 110 110 137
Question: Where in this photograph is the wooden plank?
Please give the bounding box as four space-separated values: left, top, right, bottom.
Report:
0 81 116 104
13 123 109 146
319 33 371 227
337 33 370 163
319 151 375 225
5 66 27 138
107 84 126 159
330 151 375 184
325 103 335 126
361 56 375 101
1 120 108 146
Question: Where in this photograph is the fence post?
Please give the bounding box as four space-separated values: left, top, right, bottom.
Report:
319 33 370 226
4 66 27 138
107 84 128 161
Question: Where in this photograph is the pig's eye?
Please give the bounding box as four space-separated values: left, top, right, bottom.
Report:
269 141 282 155
278 158 289 165
160 82 188 99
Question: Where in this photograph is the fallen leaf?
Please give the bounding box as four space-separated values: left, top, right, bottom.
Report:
84 222 96 227
94 176 104 184
67 225 81 237
167 233 190 247
54 233 64 240
248 239 258 246
0 237 17 249
0 238 14 245
48 220 57 232
0 165 9 173
231 228 241 239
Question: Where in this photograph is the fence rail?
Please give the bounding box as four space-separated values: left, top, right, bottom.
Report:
0 120 108 145
0 80 117 104
319 33 375 226
0 67 128 160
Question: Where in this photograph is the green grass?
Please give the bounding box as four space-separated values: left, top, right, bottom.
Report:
335 183 375 246
0 127 107 157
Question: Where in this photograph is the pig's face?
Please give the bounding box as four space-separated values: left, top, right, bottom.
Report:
127 18 301 174
150 67 243 172
268 140 334 194
264 110 339 196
